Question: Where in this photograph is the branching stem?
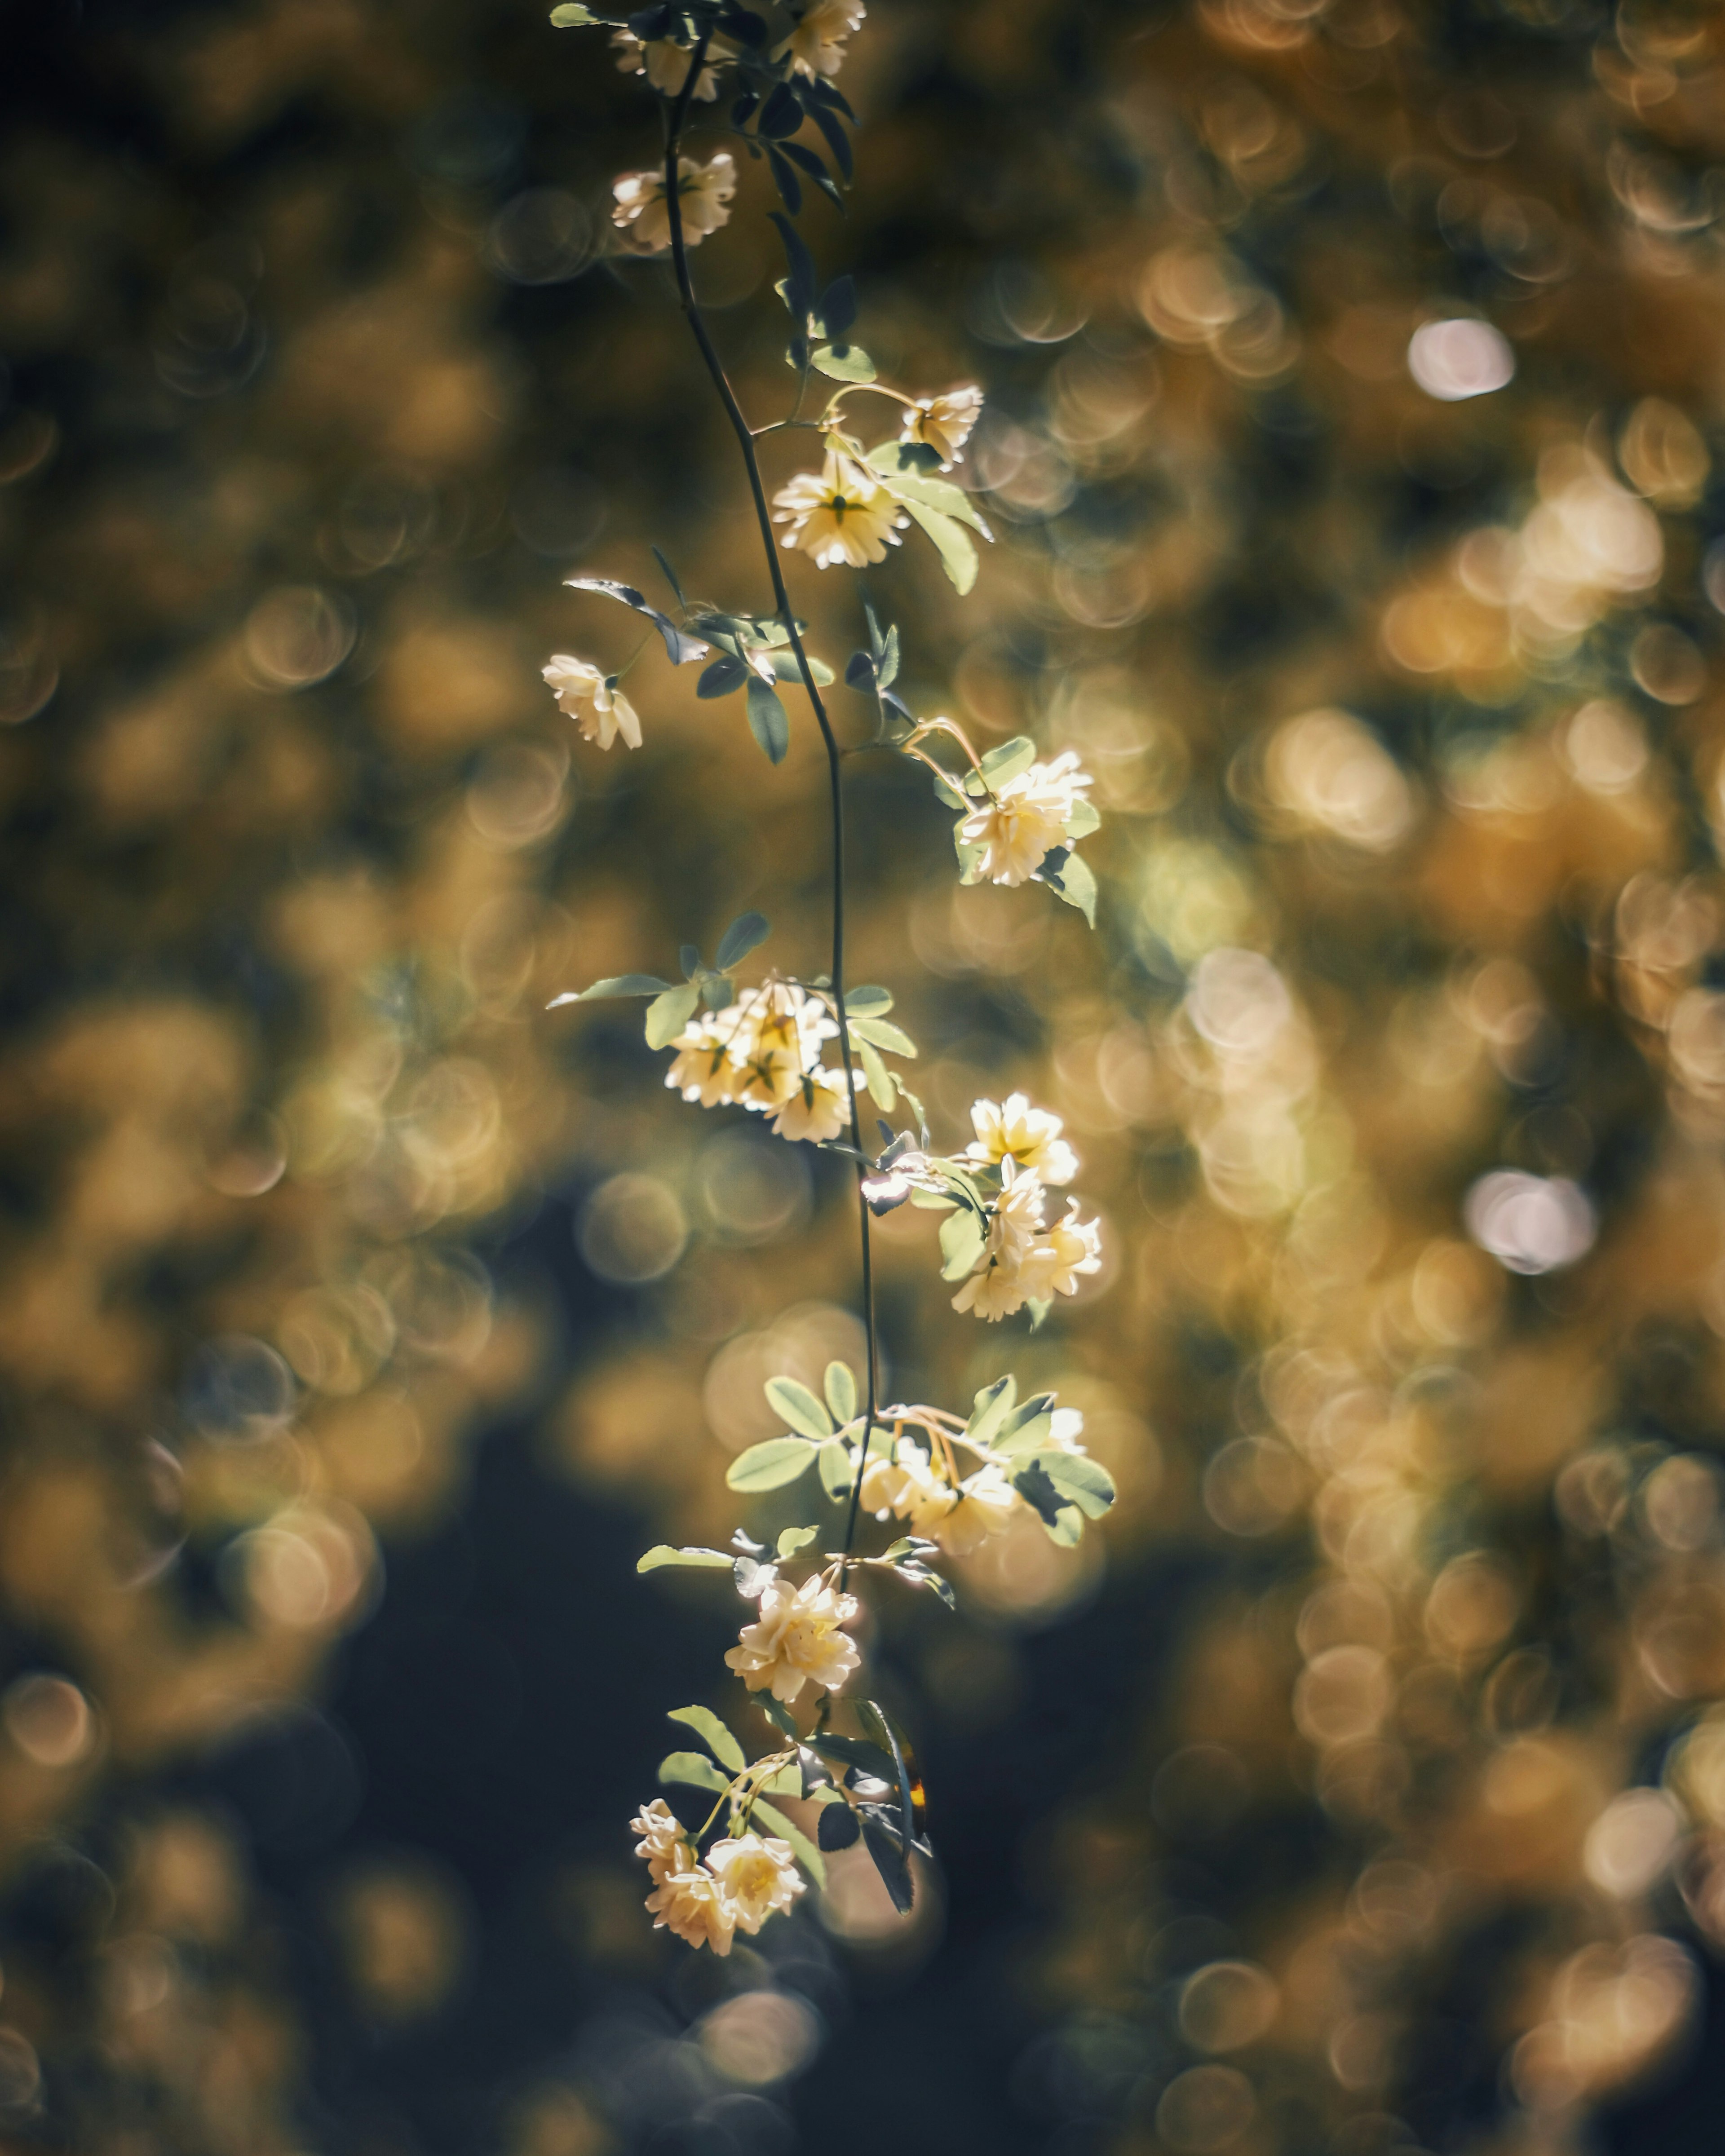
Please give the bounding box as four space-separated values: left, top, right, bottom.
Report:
663 44 879 1579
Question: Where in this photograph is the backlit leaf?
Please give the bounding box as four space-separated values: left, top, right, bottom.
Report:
725 1437 818 1492
658 1751 730 1794
668 1705 745 1772
765 1376 832 1439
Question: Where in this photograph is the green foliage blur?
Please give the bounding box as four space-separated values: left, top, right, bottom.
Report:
2 1 1725 2153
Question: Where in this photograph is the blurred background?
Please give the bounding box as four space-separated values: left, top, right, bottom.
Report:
3 0 1725 2151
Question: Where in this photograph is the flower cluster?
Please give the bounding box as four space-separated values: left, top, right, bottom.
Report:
860 1402 1094 1557
548 0 1117 1962
664 980 853 1144
632 1798 804 1956
725 1569 861 1701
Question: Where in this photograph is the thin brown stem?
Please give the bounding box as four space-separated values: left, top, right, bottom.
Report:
662 45 880 1574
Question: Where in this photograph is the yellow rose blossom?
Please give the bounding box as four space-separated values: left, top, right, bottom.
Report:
965 1092 1078 1186
645 1863 736 1954
724 1570 861 1703
777 0 865 80
542 654 642 750
773 452 907 570
610 29 725 100
902 385 984 468
958 751 1092 886
706 1832 805 1932
612 151 736 254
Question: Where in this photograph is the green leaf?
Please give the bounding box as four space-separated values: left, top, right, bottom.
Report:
818 274 857 337
545 973 672 1007
939 1207 986 1281
866 447 994 539
650 544 685 605
698 654 750 698
756 1693 800 1740
1042 847 1097 927
767 210 816 322
751 1797 827 1890
899 498 978 596
1001 1391 1057 1438
1063 798 1101 842
856 1699 920 1853
548 3 598 23
746 676 790 764
978 736 1037 786
1039 1449 1117 1518
776 1524 819 1559
765 1376 833 1440
994 1413 1052 1458
668 1705 746 1772
850 1016 916 1059
645 979 701 1050
726 1438 818 1492
637 1545 735 1573
818 1437 855 1501
845 984 893 1016
1044 1503 1083 1546
811 344 876 384
767 648 836 687
659 1751 730 1794
858 1039 896 1110
564 576 708 666
965 1375 1017 1450
824 1360 857 1424
715 911 771 972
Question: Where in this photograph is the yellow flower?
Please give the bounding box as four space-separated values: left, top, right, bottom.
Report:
958 751 1093 886
664 1015 737 1107
726 984 837 1110
611 151 737 254
773 452 907 569
645 1863 736 1954
770 1064 853 1143
926 1464 1018 1557
902 385 983 468
1025 1199 1103 1300
707 1832 805 1932
610 29 725 100
777 0 865 80
542 654 642 750
630 1797 691 1886
966 1092 1078 1186
725 1571 861 1703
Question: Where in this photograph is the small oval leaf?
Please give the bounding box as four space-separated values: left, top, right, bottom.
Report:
765 1376 834 1440
725 1437 818 1492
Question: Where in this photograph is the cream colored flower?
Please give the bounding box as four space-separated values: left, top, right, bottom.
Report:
958 751 1093 886
858 1432 911 1515
992 1159 1049 1252
966 1093 1078 1186
707 1832 805 1932
646 1863 736 1954
610 29 725 100
665 1015 738 1108
774 453 907 570
728 984 837 1110
950 1255 1032 1322
1026 1200 1104 1300
902 385 983 468
725 1572 860 1703
631 1797 692 1886
612 151 737 254
927 1464 1018 1556
543 655 643 750
771 1064 853 1143
777 0 865 79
